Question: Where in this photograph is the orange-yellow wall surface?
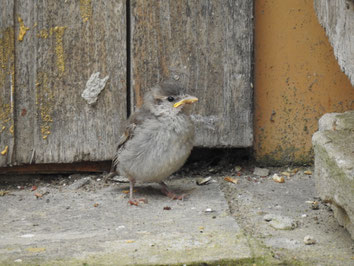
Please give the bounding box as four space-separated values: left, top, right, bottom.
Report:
254 0 354 165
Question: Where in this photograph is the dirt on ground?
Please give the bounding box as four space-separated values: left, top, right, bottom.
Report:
0 154 353 265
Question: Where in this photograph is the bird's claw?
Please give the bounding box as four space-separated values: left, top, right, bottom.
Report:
166 192 186 201
129 198 148 206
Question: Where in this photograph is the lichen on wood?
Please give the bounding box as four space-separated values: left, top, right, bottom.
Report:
36 72 54 140
50 27 66 76
79 0 92 23
17 16 29 42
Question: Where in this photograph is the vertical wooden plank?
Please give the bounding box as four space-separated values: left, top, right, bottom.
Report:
130 0 253 147
14 0 127 164
0 0 15 167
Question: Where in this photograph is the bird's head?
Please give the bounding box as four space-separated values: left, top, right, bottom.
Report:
144 81 198 116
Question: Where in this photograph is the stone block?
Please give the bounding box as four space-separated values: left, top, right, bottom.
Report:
312 110 354 239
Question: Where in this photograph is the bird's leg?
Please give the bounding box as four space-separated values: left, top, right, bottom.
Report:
128 178 147 206
159 181 185 200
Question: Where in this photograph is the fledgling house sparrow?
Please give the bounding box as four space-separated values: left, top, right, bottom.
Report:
108 81 198 205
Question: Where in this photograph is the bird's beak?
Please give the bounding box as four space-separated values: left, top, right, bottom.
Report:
173 96 198 108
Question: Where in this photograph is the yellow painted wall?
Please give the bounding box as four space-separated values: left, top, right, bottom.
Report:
254 0 354 165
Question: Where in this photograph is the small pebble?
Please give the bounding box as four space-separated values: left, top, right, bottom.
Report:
196 176 214 186
263 214 273 222
235 166 242 172
204 208 214 213
304 235 316 245
116 225 125 230
304 170 312 175
311 201 319 210
253 167 270 176
21 234 34 238
272 174 285 183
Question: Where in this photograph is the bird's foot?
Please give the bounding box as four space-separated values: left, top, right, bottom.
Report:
165 191 186 200
159 181 186 200
128 198 148 206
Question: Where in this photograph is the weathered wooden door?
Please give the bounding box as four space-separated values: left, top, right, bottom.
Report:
0 0 253 168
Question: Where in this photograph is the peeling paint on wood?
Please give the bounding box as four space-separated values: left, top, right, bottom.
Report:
81 72 109 105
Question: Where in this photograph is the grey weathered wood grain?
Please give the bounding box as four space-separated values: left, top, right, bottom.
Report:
130 0 253 147
314 0 354 86
0 0 15 167
13 0 127 165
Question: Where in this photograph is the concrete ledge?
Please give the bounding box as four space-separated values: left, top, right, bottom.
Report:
312 110 354 239
0 178 258 265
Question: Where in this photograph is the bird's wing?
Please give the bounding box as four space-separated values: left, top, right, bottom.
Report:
112 108 150 170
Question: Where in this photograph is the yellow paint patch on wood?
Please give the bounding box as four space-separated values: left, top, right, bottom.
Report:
50 27 66 76
9 124 14 135
37 29 49 39
79 0 92 22
1 145 8 155
36 72 54 140
18 16 30 41
0 27 15 88
0 103 11 136
0 104 11 124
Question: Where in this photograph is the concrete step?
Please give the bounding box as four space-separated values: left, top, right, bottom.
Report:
312 110 354 239
0 178 264 265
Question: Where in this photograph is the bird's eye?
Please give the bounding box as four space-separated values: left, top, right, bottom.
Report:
167 96 175 102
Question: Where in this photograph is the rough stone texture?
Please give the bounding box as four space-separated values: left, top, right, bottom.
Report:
314 0 354 86
312 110 354 239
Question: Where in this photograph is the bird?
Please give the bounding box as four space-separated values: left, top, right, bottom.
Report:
106 81 198 205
